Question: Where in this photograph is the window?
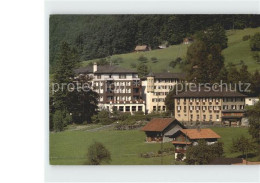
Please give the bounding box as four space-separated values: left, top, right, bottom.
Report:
190 114 193 119
158 106 161 111
100 96 103 102
138 106 142 111
177 106 181 111
153 106 156 111
240 105 244 110
97 75 101 79
126 106 130 112
132 106 136 112
197 115 199 120
119 74 126 79
231 105 236 110
223 105 228 110
216 115 219 120
163 106 166 111
119 106 124 111
210 115 212 120
203 115 206 120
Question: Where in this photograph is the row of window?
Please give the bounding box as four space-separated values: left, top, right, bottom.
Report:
154 85 175 90
176 105 244 111
112 106 143 112
177 97 244 103
152 98 165 102
105 96 132 101
153 106 166 111
177 114 220 121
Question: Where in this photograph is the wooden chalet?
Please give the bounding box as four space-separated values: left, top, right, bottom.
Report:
172 128 221 159
141 118 186 142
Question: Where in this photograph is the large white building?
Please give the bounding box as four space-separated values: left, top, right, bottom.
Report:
142 72 185 114
75 63 145 113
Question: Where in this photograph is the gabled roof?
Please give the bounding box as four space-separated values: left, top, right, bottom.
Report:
180 129 221 139
74 65 137 74
135 45 148 51
95 65 137 74
74 66 93 74
141 118 176 132
173 87 246 98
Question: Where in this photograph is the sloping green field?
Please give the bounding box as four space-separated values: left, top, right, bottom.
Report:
50 127 256 165
82 27 260 73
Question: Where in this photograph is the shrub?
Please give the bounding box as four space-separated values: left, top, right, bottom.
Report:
242 35 250 41
53 110 64 132
87 142 111 165
250 33 260 51
138 55 148 63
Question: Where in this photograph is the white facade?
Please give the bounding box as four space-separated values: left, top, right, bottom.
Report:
245 97 259 106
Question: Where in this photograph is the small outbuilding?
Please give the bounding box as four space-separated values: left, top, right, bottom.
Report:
135 45 150 52
141 118 186 142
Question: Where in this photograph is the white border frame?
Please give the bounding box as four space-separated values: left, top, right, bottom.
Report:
45 0 260 182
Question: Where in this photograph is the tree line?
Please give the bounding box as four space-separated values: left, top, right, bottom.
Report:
50 15 260 71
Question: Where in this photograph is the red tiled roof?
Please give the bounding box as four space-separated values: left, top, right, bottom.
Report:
141 118 175 132
180 129 221 139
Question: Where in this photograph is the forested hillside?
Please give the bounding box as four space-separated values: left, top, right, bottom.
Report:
49 15 259 69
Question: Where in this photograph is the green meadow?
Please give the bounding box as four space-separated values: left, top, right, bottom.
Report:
49 126 257 165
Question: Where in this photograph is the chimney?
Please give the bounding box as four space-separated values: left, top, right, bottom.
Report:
93 62 97 73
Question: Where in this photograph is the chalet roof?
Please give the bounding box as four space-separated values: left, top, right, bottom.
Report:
173 87 246 98
135 45 148 51
180 129 221 139
153 73 186 79
141 118 176 132
209 157 243 165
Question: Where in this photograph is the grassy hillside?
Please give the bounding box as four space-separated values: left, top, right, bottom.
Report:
81 27 260 73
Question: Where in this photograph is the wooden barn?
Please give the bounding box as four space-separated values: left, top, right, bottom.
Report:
141 118 186 142
134 45 150 52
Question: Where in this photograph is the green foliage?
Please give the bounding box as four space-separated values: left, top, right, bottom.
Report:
250 32 260 51
246 101 260 144
53 110 65 132
138 55 148 63
50 15 260 69
150 57 158 63
195 24 228 50
186 36 225 83
185 140 224 165
137 63 148 78
230 135 257 159
87 142 111 165
242 35 251 41
130 63 137 68
69 75 99 124
252 52 260 63
92 110 113 125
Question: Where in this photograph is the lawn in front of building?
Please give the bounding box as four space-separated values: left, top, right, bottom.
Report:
49 126 256 165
